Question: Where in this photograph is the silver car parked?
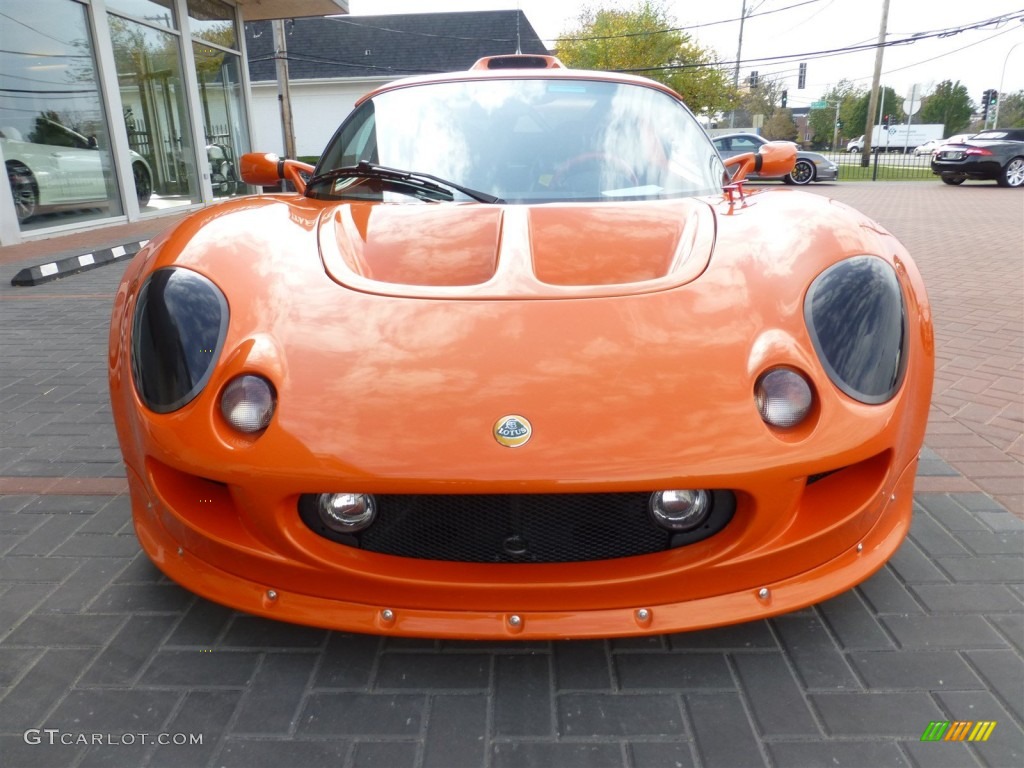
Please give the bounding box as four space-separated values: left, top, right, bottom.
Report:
713 133 838 185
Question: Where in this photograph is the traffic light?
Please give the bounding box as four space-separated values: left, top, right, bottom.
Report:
798 62 807 89
882 114 890 128
781 90 788 108
982 90 991 120
989 89 998 108
749 71 759 88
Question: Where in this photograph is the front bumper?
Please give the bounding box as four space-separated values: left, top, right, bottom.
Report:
814 163 839 181
125 452 918 639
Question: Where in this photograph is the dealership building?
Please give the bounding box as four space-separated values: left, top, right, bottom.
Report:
0 0 346 247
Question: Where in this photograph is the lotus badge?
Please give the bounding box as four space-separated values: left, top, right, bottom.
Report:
494 415 532 448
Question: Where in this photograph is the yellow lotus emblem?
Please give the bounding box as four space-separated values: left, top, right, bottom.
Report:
493 415 532 448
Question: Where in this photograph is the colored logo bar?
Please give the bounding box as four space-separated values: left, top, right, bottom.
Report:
921 721 997 742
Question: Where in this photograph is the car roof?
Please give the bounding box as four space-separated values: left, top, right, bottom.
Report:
713 133 763 140
971 128 1024 142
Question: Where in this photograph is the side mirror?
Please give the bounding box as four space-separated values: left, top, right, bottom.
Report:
240 152 314 194
722 141 797 183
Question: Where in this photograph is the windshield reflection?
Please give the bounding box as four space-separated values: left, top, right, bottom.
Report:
313 78 724 204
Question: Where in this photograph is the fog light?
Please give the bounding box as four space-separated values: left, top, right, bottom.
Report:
650 489 710 531
318 493 376 533
755 368 813 428
220 375 275 433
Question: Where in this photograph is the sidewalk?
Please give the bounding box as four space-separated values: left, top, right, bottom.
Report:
0 213 188 270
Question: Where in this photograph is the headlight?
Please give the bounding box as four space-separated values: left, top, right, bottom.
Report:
755 368 813 427
804 256 907 404
220 375 276 433
131 268 228 413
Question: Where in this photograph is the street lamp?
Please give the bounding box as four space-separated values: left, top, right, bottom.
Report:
993 40 1022 129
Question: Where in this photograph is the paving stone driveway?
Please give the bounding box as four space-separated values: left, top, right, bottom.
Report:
0 182 1021 768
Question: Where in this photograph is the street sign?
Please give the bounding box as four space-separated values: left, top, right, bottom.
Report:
810 100 828 109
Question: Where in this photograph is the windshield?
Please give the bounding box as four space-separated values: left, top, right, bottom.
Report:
311 77 725 204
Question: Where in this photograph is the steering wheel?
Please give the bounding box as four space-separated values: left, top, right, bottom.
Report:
551 153 639 191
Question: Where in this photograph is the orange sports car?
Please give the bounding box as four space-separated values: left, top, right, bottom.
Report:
109 55 933 640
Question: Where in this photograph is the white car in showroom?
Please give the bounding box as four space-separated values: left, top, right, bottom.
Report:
1 119 152 223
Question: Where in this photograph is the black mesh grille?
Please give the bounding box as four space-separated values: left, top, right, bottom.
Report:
314 493 672 563
362 493 670 562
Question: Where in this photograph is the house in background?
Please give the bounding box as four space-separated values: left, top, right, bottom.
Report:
244 10 548 157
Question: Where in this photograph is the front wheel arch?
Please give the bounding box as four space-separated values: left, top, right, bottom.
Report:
997 156 1024 188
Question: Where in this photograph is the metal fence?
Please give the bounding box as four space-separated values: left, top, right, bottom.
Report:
823 147 936 181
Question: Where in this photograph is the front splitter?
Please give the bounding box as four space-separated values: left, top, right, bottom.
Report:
129 462 917 640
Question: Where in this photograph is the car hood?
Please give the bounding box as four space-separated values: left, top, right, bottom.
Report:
317 199 716 299
128 188 926 488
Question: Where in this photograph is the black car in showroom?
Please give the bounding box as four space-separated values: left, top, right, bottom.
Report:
931 128 1024 187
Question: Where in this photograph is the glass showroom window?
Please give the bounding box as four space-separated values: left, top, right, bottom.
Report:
105 1 177 27
110 10 200 210
0 0 124 231
189 0 250 197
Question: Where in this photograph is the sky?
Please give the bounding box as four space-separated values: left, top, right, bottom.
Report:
345 0 1024 113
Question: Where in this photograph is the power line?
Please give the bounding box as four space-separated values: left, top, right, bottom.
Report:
323 14 517 43
552 0 824 42
0 11 77 47
247 53 436 75
611 12 1024 74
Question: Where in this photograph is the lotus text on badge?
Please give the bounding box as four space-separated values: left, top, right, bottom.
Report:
493 415 532 448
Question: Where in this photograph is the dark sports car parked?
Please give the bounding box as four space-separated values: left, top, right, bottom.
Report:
930 128 1024 187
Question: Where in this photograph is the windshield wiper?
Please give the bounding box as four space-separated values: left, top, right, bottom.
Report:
307 160 504 204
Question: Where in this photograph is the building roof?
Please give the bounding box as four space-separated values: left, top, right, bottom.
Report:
236 0 348 22
245 11 549 82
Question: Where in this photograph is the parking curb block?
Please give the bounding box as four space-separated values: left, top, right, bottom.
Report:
10 240 147 286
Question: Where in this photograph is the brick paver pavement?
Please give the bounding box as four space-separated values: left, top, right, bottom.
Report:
0 182 1020 767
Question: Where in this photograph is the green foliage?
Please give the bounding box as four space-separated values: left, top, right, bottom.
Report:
805 84 909 149
993 90 1024 128
854 88 903 137
762 109 798 141
920 80 973 136
734 77 786 127
556 1 738 117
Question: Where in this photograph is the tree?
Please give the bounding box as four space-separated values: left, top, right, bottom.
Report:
556 1 738 118
993 90 1024 129
805 81 863 149
733 76 786 128
762 109 798 141
920 80 973 137
806 85 905 149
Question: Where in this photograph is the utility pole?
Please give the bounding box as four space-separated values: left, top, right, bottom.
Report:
273 19 297 159
861 0 890 167
729 0 748 129
832 102 840 152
